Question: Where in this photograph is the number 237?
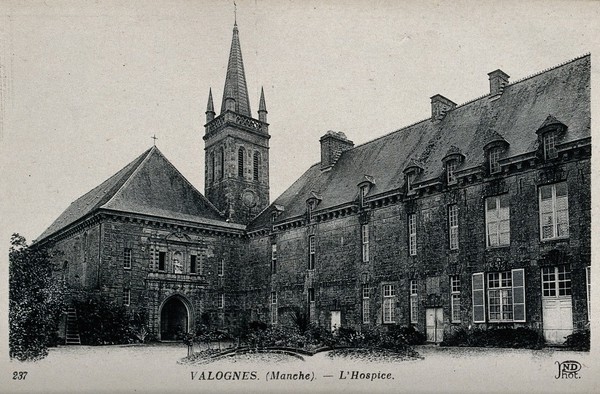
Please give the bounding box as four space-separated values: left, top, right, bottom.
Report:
13 371 27 380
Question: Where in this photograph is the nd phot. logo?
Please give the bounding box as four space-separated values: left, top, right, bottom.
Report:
555 360 582 379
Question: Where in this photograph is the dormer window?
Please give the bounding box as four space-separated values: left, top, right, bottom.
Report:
489 147 502 174
306 193 321 222
442 146 463 186
271 211 278 223
446 160 457 185
406 171 416 193
536 115 566 162
357 176 375 208
483 130 509 176
403 159 423 195
360 185 369 207
543 131 558 160
307 200 314 218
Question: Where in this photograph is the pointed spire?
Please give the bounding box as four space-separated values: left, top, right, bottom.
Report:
258 86 267 123
206 88 215 122
221 23 251 116
207 88 214 112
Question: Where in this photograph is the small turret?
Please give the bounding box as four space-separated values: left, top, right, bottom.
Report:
258 87 268 123
206 88 215 122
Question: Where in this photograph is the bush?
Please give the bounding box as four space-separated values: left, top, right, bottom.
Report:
563 330 590 351
75 297 131 345
440 326 545 349
9 234 66 361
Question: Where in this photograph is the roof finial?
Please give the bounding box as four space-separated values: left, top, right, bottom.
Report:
151 134 158 146
234 1 237 26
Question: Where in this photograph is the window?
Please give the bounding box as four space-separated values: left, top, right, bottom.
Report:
360 185 369 207
472 270 525 323
253 151 260 181
406 172 415 193
123 248 132 269
210 152 215 183
489 147 502 174
158 252 166 271
450 276 461 323
271 211 277 224
485 195 510 247
587 266 591 320
173 251 183 274
361 224 369 262
383 284 396 323
123 289 130 306
218 293 224 309
543 131 558 160
308 235 315 270
362 284 370 324
542 265 571 297
410 280 418 324
447 160 457 184
238 147 245 177
271 291 278 324
271 244 277 274
190 255 197 274
308 287 315 303
408 214 417 256
448 204 459 250
62 261 69 282
539 182 569 240
219 147 224 180
218 260 224 277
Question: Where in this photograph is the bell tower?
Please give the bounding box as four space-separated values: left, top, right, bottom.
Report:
204 22 270 224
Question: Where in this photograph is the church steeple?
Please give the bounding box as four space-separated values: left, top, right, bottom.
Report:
220 23 251 116
204 21 270 225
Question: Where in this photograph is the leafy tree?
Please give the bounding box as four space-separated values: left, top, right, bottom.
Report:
9 234 66 361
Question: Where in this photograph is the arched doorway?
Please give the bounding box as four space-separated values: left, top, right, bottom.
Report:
160 296 190 341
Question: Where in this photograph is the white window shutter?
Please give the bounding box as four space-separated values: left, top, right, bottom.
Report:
512 268 526 322
472 273 486 323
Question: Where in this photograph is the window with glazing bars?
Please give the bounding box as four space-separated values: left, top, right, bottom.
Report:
448 204 459 250
539 183 569 240
408 214 417 256
361 224 369 262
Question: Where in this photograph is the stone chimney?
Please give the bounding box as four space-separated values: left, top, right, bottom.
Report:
488 69 510 97
320 131 354 170
430 94 457 121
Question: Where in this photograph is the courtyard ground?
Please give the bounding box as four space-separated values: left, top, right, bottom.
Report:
3 343 598 393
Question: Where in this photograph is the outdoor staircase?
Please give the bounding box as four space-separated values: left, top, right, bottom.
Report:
65 307 81 345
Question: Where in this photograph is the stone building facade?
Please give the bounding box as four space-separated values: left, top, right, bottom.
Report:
37 23 591 345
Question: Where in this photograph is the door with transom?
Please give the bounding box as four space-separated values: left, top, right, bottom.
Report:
541 265 573 344
426 307 444 343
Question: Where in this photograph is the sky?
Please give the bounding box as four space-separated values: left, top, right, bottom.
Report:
0 0 599 248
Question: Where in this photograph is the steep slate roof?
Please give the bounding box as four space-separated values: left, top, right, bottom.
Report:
38 146 231 242
220 23 251 116
250 54 590 230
